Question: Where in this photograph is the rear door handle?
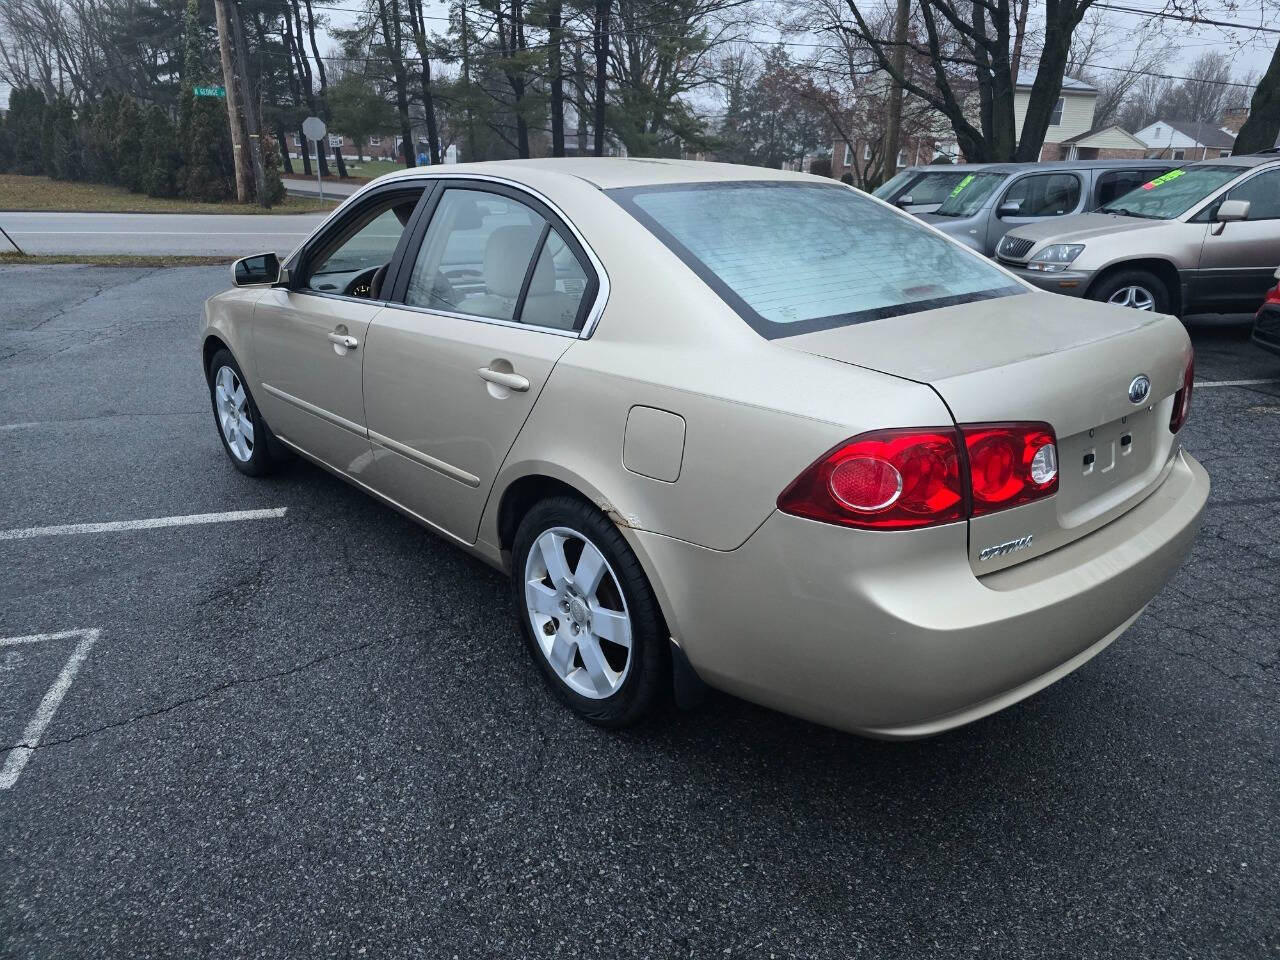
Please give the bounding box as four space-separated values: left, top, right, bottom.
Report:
327 332 358 349
478 367 530 392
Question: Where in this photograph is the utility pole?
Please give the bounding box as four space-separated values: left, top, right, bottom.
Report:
212 0 251 203
229 0 269 206
880 0 909 188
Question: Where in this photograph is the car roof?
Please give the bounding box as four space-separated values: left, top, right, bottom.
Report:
898 158 1175 177
375 157 813 190
1186 153 1278 170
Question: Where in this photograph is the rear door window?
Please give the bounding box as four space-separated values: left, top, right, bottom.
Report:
1096 169 1162 207
612 181 1024 339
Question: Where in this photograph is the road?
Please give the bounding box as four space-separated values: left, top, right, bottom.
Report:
2 265 1279 958
0 211 328 257
282 176 361 200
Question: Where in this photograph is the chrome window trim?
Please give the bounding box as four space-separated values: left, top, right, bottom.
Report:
283 171 612 339
378 300 581 339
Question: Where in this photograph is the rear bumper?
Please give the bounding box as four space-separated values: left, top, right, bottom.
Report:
640 449 1209 738
1253 305 1280 357
1002 264 1094 296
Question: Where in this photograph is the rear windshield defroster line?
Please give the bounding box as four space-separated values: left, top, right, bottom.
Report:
609 180 1025 340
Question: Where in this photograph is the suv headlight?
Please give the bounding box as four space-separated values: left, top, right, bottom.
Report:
1027 244 1085 272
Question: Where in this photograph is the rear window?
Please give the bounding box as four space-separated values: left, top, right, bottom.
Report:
610 181 1024 339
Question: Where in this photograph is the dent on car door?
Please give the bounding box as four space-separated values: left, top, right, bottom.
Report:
361 183 598 544
252 185 428 474
1194 169 1280 311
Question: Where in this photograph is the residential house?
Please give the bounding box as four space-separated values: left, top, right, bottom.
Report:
1055 125 1150 160
1134 120 1235 161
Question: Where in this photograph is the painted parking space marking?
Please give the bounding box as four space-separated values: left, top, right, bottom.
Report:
0 507 287 541
1195 378 1280 389
0 629 100 790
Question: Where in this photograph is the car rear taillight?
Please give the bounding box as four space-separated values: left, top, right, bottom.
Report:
778 423 1058 530
1263 284 1280 308
1170 352 1194 433
776 428 964 529
964 423 1059 517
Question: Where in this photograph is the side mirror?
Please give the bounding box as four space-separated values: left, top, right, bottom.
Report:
232 252 283 287
894 194 914 208
997 200 1023 218
1215 199 1250 223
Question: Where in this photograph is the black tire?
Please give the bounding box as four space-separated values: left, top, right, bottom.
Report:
511 495 669 727
206 348 287 477
1089 269 1173 315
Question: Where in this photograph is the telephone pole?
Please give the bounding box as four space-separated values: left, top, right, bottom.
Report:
212 0 251 203
229 0 269 205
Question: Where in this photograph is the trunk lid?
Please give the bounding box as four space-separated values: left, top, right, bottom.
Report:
781 292 1192 572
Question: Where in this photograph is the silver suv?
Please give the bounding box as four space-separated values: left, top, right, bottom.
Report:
917 160 1176 256
996 154 1280 316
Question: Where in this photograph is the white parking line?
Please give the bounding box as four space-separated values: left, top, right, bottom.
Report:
1195 378 1280 388
0 507 287 541
0 629 100 790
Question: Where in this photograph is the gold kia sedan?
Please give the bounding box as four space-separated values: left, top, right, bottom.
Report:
201 159 1208 738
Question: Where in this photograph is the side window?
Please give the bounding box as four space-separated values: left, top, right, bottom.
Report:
1226 170 1280 220
1002 174 1081 217
1097 169 1158 207
302 191 423 295
404 187 591 329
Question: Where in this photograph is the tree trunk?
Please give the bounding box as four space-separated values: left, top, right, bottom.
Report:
375 0 416 167
460 0 478 161
407 0 442 163
1234 40 1280 155
298 126 311 175
548 0 564 156
333 145 348 177
879 0 908 188
212 0 250 202
573 40 589 154
229 0 268 205
277 122 294 173
592 0 612 155
1010 0 1030 86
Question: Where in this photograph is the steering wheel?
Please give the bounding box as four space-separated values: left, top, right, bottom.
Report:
344 265 382 299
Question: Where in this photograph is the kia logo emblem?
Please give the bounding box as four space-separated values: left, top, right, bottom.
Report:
1128 375 1151 405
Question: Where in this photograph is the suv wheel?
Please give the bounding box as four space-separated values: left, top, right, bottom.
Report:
1091 269 1171 314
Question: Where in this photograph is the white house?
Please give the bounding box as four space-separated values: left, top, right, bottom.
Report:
1134 120 1235 161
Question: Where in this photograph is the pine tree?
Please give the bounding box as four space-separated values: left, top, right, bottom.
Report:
43 97 84 181
8 87 48 175
142 106 182 197
84 91 121 183
178 0 235 202
115 96 145 192
0 111 12 173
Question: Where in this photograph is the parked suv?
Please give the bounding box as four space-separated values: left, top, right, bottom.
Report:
872 165 988 214
918 159 1177 256
996 154 1280 316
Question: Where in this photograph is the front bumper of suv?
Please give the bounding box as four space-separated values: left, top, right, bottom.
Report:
1001 262 1095 296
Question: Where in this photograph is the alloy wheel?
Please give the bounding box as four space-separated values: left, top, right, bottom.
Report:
523 526 633 699
214 364 255 462
1107 285 1156 311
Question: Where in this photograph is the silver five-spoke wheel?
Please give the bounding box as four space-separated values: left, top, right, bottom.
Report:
524 526 633 699
214 364 255 462
1107 285 1156 311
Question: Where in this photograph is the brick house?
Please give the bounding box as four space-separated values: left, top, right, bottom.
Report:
1047 125 1150 160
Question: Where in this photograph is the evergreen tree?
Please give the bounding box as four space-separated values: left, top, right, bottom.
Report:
84 91 122 184
0 112 12 173
43 98 84 181
257 134 287 206
115 97 146 192
8 87 48 175
178 0 235 202
142 106 182 197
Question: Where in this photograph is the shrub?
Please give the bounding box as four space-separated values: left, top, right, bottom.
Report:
8 87 48 175
257 133 287 206
141 105 182 197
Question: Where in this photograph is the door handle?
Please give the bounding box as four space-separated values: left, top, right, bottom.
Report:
327 332 358 349
478 367 530 392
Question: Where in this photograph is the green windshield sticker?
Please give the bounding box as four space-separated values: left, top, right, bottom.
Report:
949 174 975 198
1141 168 1185 191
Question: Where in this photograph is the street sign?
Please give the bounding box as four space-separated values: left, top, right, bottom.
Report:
302 116 326 142
193 85 226 98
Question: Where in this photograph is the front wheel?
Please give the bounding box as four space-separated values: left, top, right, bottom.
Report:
207 348 285 477
1090 269 1172 314
511 496 669 727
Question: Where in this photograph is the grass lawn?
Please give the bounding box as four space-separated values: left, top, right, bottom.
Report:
0 175 338 214
283 157 408 183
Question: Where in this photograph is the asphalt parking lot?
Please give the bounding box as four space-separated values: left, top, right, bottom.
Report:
2 265 1278 959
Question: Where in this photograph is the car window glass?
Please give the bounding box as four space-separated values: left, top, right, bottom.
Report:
520 228 590 330
1002 174 1080 217
1099 165 1242 219
901 171 967 205
404 189 546 321
615 181 1024 339
932 173 1006 217
304 196 421 293
1097 170 1161 207
1226 170 1280 220
871 171 913 200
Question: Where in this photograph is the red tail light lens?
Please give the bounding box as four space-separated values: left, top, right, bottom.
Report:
1170 352 1194 433
779 423 1060 529
1264 284 1280 307
963 423 1058 517
777 428 964 529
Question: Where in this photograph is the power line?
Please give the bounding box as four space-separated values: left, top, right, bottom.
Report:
1092 1 1280 35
